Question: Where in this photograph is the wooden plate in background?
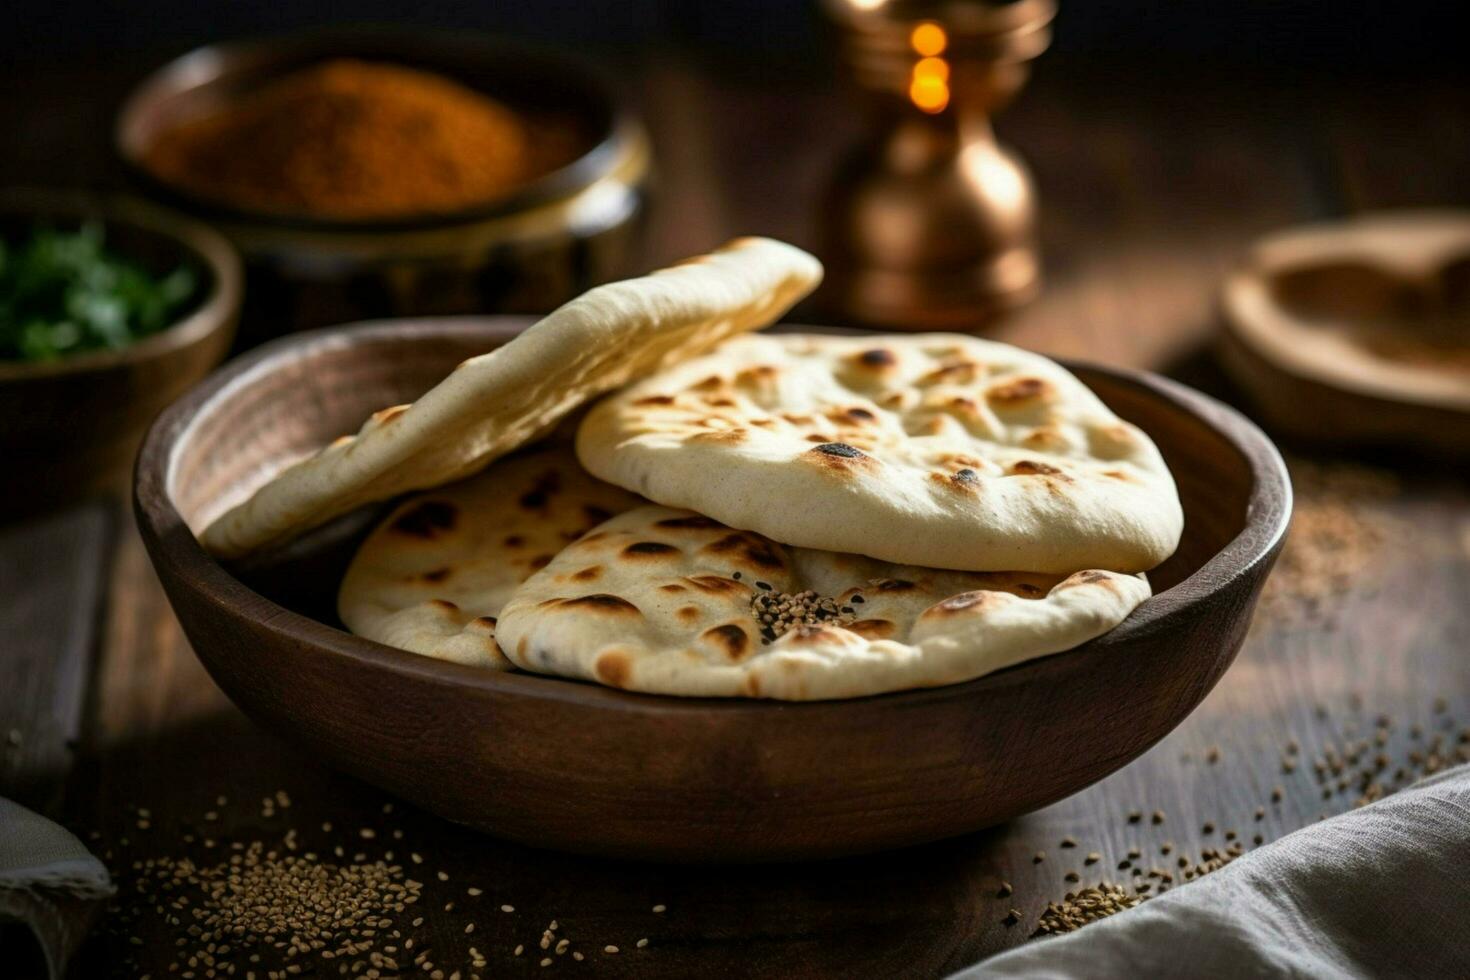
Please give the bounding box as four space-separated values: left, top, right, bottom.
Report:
1219 209 1470 457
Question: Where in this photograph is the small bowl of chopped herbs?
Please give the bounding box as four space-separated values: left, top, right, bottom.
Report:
0 190 241 518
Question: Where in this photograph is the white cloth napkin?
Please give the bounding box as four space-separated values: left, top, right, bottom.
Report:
0 797 113 980
951 764 1470 979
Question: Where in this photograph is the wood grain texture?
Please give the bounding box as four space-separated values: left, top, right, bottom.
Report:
0 54 1461 978
130 317 1288 861
0 504 112 816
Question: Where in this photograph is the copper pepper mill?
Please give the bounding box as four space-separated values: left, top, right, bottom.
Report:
819 0 1055 330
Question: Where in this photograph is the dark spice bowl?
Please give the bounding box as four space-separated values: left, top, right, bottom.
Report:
116 29 650 341
0 190 241 520
134 318 1290 862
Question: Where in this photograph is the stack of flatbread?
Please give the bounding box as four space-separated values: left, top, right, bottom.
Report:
201 238 1183 700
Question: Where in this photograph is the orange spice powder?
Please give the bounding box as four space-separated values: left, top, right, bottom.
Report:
144 59 542 220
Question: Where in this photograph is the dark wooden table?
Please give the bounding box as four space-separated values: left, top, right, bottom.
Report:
2 53 1468 978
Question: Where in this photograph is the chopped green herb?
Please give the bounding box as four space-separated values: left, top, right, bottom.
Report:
0 222 198 361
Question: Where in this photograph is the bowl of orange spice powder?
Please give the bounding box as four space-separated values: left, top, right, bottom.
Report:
117 29 649 340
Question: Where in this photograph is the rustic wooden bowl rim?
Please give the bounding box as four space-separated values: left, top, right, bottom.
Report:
135 317 1291 714
0 188 243 382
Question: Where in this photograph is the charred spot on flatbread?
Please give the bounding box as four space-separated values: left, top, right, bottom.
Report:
702 623 752 660
855 348 896 369
518 469 564 511
924 591 997 616
390 501 457 538
595 650 633 687
1061 570 1116 590
622 541 681 558
987 376 1050 405
685 575 747 596
551 593 641 614
806 442 871 470
701 532 785 571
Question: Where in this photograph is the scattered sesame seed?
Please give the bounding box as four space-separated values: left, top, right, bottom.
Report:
750 589 853 644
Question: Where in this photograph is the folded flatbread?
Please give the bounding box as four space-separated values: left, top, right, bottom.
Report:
201 238 822 558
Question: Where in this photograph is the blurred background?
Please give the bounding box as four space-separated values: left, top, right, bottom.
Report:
8 0 1470 66
2 4 1467 977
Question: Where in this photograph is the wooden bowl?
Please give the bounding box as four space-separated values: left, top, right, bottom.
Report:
0 189 241 520
134 318 1290 862
116 29 649 340
1219 210 1470 457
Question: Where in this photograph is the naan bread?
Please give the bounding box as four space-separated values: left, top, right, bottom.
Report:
577 333 1182 574
495 505 1150 700
338 446 642 667
201 238 823 558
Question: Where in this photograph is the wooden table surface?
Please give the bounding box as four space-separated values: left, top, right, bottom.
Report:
2 53 1468 979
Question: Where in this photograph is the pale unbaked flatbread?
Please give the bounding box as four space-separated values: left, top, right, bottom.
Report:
576 333 1183 574
201 238 823 558
338 446 642 667
494 505 1150 700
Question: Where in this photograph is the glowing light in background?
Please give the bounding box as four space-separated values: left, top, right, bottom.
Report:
914 56 950 81
908 24 951 113
910 22 948 57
